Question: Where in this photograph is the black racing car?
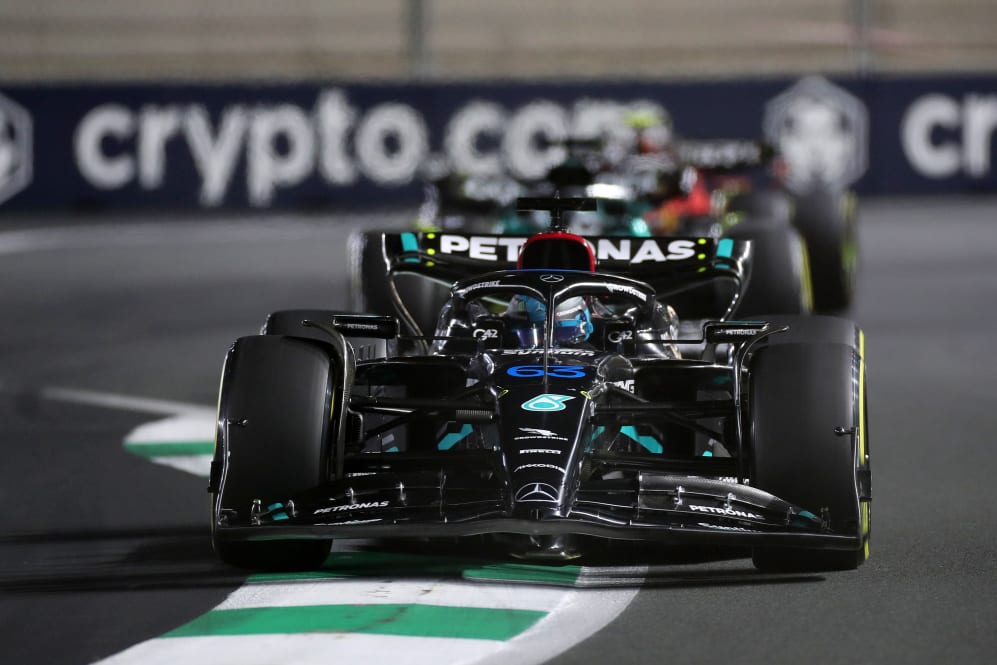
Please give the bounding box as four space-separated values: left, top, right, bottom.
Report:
676 138 858 313
210 205 871 573
352 197 761 346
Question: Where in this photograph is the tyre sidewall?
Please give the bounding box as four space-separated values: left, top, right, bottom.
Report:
727 222 812 316
790 186 857 312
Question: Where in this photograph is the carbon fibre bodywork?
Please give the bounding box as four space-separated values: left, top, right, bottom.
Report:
211 263 868 562
350 231 752 342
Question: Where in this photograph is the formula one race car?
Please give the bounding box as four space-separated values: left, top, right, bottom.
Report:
405 146 815 318
674 138 858 313
352 198 805 347
210 199 871 573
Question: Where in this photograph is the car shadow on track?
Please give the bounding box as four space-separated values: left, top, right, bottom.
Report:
0 525 246 593
0 528 826 594
301 539 827 590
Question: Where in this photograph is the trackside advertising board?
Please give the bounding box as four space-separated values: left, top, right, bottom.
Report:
0 74 995 211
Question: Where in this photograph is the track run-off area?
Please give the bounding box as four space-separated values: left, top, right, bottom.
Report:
2 197 997 664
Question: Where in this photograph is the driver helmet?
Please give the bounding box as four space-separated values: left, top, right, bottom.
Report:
505 295 594 347
625 106 673 155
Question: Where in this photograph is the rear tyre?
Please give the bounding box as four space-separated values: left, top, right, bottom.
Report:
727 190 793 226
748 330 869 572
726 221 812 316
791 187 858 313
212 335 335 571
349 231 393 316
350 231 447 345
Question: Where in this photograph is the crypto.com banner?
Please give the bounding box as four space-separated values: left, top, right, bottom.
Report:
0 74 995 211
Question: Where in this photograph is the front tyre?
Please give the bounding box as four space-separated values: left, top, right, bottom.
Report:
212 335 335 571
748 326 870 572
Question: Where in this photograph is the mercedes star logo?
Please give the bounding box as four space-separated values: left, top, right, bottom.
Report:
514 482 560 503
540 274 564 283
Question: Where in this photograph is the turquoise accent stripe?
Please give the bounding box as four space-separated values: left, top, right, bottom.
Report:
701 450 714 457
587 425 606 452
717 238 734 258
437 423 473 451
400 232 420 263
790 509 821 529
619 426 663 454
266 502 289 520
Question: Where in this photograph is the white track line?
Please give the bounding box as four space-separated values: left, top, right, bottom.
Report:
100 633 520 665
0 215 405 256
40 386 213 416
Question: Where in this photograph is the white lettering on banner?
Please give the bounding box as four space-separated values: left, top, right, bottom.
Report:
355 103 428 185
445 101 506 176
902 94 960 178
315 89 358 185
965 95 997 177
248 105 315 206
502 100 569 180
185 105 248 206
75 104 136 189
902 93 997 179
72 89 668 207
138 106 181 189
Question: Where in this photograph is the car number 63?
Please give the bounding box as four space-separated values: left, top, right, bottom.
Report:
507 365 586 378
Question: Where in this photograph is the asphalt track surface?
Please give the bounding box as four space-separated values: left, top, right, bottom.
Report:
1 197 996 664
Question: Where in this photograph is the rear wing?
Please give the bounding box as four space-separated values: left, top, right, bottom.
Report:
353 231 752 328
674 139 776 173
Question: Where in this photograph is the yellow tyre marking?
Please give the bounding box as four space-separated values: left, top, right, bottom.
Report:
859 330 870 559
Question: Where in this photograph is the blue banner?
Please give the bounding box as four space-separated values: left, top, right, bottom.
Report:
0 74 995 211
